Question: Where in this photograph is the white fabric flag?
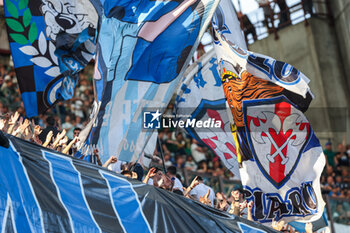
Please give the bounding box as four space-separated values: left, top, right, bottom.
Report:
175 49 240 178
212 1 325 224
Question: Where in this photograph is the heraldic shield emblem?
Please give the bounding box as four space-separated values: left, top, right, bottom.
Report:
243 96 310 189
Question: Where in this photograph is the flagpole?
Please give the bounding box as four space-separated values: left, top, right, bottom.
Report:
237 0 242 12
157 136 167 173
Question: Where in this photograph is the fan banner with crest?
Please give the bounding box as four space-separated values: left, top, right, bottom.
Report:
212 5 325 223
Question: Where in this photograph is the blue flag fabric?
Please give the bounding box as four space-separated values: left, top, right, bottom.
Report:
4 0 98 117
0 133 278 233
82 0 220 163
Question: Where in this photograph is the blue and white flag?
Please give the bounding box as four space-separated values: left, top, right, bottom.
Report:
83 0 220 163
175 50 240 178
212 0 247 50
0 133 277 233
4 0 97 117
173 0 248 177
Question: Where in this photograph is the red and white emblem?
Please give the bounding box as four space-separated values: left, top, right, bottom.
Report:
244 98 310 188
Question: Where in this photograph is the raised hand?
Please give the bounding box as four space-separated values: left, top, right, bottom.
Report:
34 125 42 136
109 156 118 164
229 190 241 216
190 176 200 189
219 195 227 210
93 149 102 166
13 118 30 137
143 167 158 184
43 131 53 148
184 176 200 197
62 137 79 155
200 189 211 206
275 220 285 231
247 201 253 210
240 200 247 211
231 190 240 202
272 219 285 231
0 119 6 131
52 130 66 148
102 155 117 167
24 126 32 141
247 201 253 221
272 219 278 230
216 192 223 200
305 222 313 233
8 112 19 125
7 112 20 134
59 136 68 146
148 167 157 177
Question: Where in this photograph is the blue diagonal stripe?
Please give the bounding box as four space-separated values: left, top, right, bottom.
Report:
101 172 152 233
43 151 101 233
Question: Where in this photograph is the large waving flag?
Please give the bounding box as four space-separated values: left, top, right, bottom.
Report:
174 0 248 178
0 133 277 233
83 0 220 163
211 0 247 50
175 50 241 178
4 0 97 117
213 9 325 224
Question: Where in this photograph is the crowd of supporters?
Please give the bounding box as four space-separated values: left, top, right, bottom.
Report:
0 113 318 232
322 142 350 225
239 0 315 43
1 62 349 231
0 64 94 137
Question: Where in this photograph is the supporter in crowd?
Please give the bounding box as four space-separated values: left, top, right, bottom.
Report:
187 176 215 207
237 11 257 43
184 155 197 171
256 0 274 32
335 143 350 167
163 152 173 167
303 0 314 16
61 115 75 139
324 141 336 167
320 139 350 226
191 138 207 164
274 0 291 27
166 166 183 192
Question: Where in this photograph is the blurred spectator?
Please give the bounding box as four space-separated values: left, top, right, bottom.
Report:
189 176 215 207
210 158 224 176
303 0 314 16
274 0 290 27
191 138 207 164
174 154 185 169
164 152 173 167
237 11 257 43
39 116 59 143
75 116 84 129
256 0 274 32
185 156 197 171
335 143 350 167
167 166 183 191
62 115 74 139
324 141 336 167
